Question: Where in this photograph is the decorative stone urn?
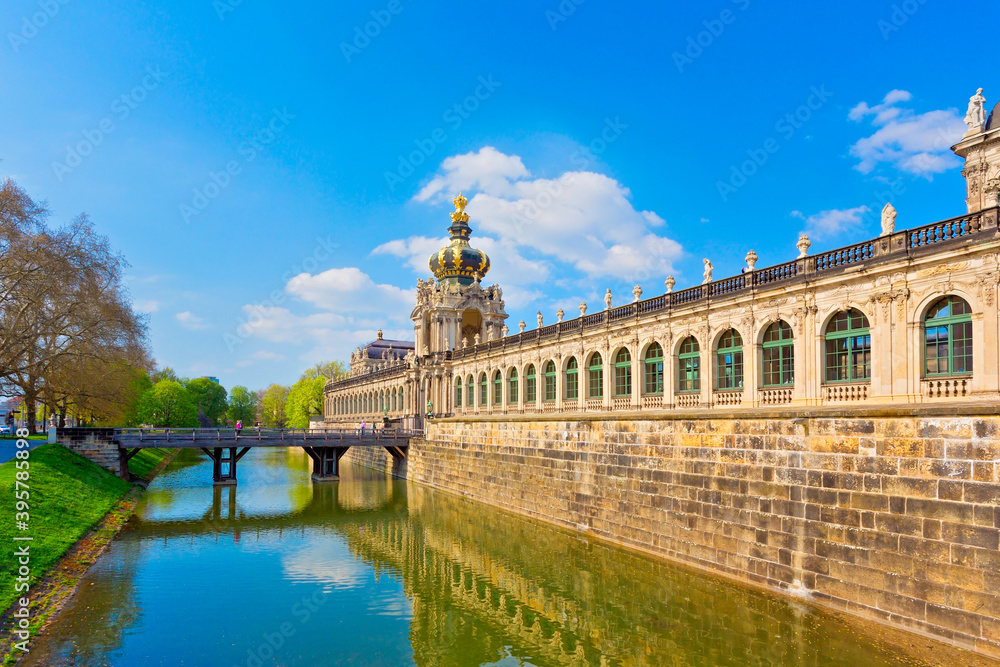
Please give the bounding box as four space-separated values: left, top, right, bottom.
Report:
797 234 811 258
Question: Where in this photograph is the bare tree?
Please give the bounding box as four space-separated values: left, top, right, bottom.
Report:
0 179 153 429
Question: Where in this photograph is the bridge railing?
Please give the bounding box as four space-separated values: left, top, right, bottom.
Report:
113 427 422 442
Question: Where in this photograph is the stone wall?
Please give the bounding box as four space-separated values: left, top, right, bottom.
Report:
344 444 404 478
346 408 1000 659
57 428 120 474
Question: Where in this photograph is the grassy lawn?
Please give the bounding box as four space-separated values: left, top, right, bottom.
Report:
0 444 133 612
126 448 172 482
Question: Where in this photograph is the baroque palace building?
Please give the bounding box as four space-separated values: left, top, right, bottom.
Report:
323 93 1000 428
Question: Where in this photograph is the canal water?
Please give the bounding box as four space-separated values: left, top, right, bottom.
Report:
24 448 935 666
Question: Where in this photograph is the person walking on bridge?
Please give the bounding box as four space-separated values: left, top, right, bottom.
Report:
360 421 366 435
235 419 242 431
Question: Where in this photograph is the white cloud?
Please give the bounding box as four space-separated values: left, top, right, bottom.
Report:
408 147 682 281
285 267 414 320
415 147 529 202
176 311 211 330
234 350 287 368
135 299 160 313
251 350 285 361
228 145 680 365
793 206 871 241
235 303 411 364
848 90 965 177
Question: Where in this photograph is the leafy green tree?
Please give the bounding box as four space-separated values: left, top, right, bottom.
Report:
227 385 257 425
259 384 289 427
300 361 346 381
137 380 198 427
150 367 180 384
285 376 327 428
121 370 154 426
185 377 228 426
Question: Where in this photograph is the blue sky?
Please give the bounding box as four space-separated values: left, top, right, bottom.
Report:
1 0 996 390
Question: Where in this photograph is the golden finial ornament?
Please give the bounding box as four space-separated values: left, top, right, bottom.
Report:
451 192 470 223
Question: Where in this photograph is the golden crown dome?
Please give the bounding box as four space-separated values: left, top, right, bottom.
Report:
428 193 491 286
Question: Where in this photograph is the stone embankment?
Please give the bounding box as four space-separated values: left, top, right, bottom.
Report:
344 407 1000 659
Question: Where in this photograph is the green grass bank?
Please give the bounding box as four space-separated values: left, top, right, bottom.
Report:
0 444 171 613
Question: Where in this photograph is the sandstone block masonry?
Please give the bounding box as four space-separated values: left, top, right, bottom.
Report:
346 409 1000 659
57 428 120 474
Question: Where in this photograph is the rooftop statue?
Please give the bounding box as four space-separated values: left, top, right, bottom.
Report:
965 87 987 133
702 259 713 284
881 203 897 237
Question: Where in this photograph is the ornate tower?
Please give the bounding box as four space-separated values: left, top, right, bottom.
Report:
952 87 1000 214
411 194 508 355
427 193 491 286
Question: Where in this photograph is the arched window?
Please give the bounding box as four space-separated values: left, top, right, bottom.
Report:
588 353 604 399
643 343 664 395
924 296 973 376
392 390 397 412
762 321 794 386
677 337 700 393
825 310 871 382
544 361 557 401
494 370 502 405
526 365 537 403
716 329 743 390
565 357 579 400
508 368 518 404
614 349 632 396
455 378 462 407
399 388 405 411
467 376 474 407
479 373 488 406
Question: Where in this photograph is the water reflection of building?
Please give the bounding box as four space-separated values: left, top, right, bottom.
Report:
325 111 1000 425
336 482 914 667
